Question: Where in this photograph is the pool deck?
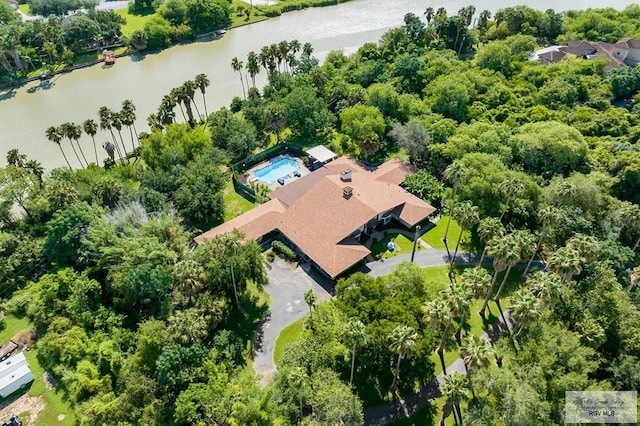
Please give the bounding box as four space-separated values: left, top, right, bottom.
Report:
247 156 310 190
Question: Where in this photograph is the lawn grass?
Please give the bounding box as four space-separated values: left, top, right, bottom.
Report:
18 4 31 15
273 317 305 366
116 9 157 36
0 316 75 425
230 1 270 27
422 216 470 251
223 178 257 221
370 233 423 259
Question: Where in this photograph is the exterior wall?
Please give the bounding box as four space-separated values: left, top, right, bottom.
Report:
614 48 629 62
625 48 640 65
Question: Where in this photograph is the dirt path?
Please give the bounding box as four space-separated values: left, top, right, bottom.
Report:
0 394 45 425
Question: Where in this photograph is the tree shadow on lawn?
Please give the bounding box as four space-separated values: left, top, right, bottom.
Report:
220 291 269 366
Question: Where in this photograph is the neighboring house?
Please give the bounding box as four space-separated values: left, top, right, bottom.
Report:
0 352 33 398
196 157 436 280
530 39 636 71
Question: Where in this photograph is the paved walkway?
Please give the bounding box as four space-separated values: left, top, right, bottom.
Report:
252 258 333 386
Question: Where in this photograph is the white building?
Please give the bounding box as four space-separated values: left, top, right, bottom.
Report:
0 352 33 398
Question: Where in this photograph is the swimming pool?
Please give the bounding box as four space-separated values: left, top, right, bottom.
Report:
254 157 300 184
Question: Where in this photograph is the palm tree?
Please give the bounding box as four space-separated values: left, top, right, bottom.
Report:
6 149 26 168
509 288 541 340
303 289 316 320
461 335 492 396
25 160 44 189
278 40 290 73
547 247 582 282
246 51 260 88
158 95 177 126
110 112 128 159
344 318 366 385
302 42 313 57
522 205 562 277
388 325 418 394
440 372 469 426
424 7 434 25
98 106 123 163
493 230 535 305
457 267 491 343
70 122 88 167
422 298 451 375
527 270 562 308
46 126 71 169
566 233 599 264
182 80 201 120
120 99 138 151
450 201 480 269
83 119 99 165
231 57 246 98
173 259 206 306
147 114 164 132
442 160 467 258
479 234 515 319
194 73 210 118
498 178 524 222
288 367 307 420
169 87 188 123
60 123 84 169
477 217 505 266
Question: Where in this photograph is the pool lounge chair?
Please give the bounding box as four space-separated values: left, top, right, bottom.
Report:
293 170 301 177
277 177 285 185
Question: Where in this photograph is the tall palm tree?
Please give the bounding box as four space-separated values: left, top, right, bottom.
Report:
479 234 514 319
46 126 71 168
147 114 164 132
461 335 492 396
110 112 128 159
303 289 316 320
440 372 469 426
121 99 138 151
566 233 599 264
527 270 563 308
498 178 524 222
388 325 418 393
83 119 99 165
450 200 480 269
477 217 505 266
69 123 88 167
170 87 188 123
60 123 84 169
246 51 260 88
442 160 467 258
98 106 123 163
457 267 491 343
522 205 562 277
194 73 210 118
277 40 290 73
509 288 541 340
344 318 366 385
424 7 434 25
422 298 451 375
158 95 177 126
182 80 201 120
6 149 26 168
493 230 535 305
231 57 246 98
25 159 44 189
547 247 582 283
288 367 307 420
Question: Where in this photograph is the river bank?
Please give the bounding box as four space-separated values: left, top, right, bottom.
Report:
0 0 354 90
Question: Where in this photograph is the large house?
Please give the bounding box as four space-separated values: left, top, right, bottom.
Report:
530 38 640 71
196 157 436 279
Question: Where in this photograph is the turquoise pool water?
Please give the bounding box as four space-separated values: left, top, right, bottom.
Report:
255 157 300 184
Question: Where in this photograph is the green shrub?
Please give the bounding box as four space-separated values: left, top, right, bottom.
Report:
271 241 296 260
265 250 275 262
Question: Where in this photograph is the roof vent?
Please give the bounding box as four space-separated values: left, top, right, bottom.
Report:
343 186 353 198
340 169 352 182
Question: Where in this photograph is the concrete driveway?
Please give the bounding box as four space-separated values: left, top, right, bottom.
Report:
253 258 333 385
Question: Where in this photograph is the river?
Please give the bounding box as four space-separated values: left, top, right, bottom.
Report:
1 0 638 170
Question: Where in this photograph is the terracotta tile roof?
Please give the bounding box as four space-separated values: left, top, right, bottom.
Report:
196 157 435 278
194 199 287 244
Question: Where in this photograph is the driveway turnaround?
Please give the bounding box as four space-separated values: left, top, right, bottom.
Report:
253 258 332 386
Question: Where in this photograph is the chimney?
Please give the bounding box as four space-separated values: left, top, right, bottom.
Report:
340 169 352 182
343 186 353 199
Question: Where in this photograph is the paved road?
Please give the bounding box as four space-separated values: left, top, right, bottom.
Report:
363 248 480 277
252 258 333 386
